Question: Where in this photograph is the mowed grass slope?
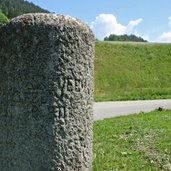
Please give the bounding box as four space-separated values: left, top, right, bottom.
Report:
93 110 171 170
95 41 171 101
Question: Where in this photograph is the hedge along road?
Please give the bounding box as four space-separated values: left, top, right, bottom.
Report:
93 99 171 120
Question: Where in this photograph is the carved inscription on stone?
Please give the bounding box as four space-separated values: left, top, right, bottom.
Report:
0 13 94 171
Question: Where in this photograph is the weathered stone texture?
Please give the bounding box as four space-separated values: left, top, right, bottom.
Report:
0 13 94 171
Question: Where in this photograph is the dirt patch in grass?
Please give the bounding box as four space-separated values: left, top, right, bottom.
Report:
93 110 171 170
134 129 171 170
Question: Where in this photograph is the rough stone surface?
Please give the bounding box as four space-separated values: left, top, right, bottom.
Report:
0 13 94 171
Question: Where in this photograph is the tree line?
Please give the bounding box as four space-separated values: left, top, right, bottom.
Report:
104 34 148 42
0 0 49 24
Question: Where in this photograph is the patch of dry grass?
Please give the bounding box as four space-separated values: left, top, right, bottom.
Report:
93 110 171 170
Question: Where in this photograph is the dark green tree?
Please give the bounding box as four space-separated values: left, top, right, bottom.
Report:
104 34 148 42
0 0 49 19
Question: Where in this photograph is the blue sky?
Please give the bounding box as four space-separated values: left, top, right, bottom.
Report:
27 0 171 42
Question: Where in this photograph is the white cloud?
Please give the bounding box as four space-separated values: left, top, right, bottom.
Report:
158 16 171 42
158 32 171 42
127 18 143 30
90 13 143 40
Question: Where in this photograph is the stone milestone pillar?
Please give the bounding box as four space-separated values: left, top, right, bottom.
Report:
0 13 94 171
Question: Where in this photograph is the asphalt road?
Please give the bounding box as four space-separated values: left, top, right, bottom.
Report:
93 99 171 120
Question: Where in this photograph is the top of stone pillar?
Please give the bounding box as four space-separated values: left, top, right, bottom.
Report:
1 13 93 37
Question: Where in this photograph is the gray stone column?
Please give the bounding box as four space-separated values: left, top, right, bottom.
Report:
0 13 94 171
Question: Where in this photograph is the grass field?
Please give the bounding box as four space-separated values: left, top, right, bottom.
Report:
93 110 171 170
95 41 171 101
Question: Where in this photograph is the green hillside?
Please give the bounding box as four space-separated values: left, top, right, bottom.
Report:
95 41 171 101
0 0 49 19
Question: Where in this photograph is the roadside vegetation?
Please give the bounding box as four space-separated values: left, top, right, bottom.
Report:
95 41 171 101
93 109 171 170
